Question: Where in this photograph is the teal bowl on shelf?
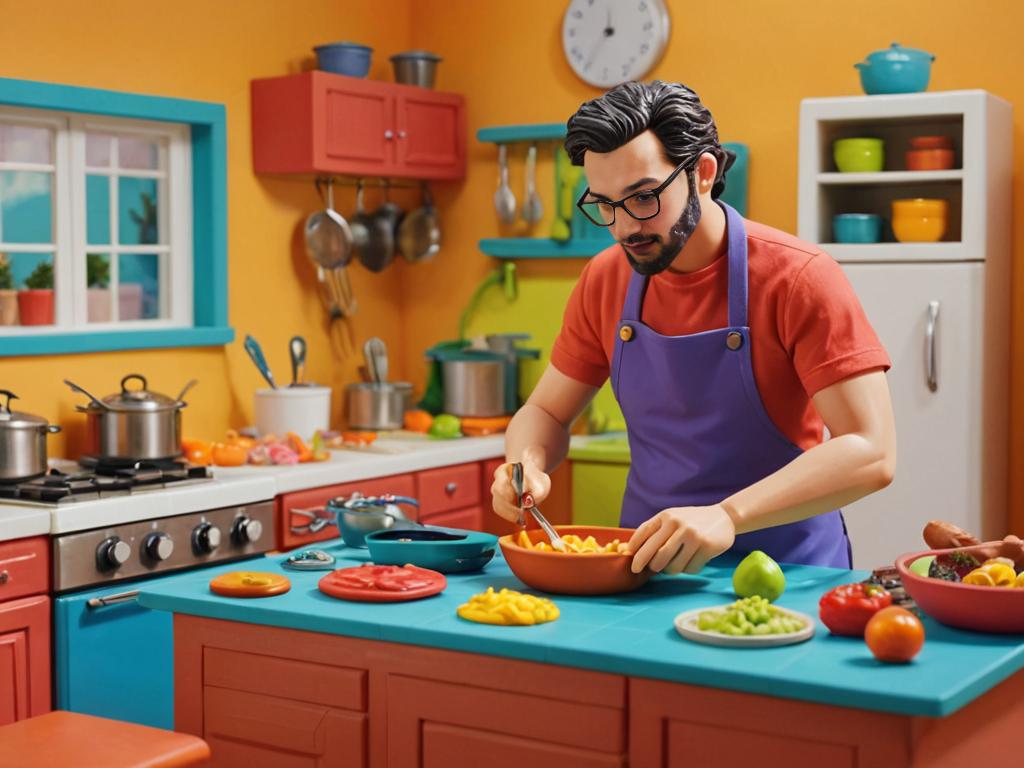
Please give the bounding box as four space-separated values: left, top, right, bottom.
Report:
833 137 884 173
833 213 882 243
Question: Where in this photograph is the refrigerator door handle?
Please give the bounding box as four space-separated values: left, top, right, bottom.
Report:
925 300 940 393
86 590 141 609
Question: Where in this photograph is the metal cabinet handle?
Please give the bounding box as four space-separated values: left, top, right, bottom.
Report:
0 570 8 585
290 506 331 534
925 300 940 393
445 482 458 496
397 129 407 139
384 129 395 140
87 590 140 609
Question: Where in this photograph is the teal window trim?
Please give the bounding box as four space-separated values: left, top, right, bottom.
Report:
0 77 233 356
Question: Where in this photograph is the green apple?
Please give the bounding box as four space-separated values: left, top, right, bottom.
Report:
732 550 786 602
909 555 935 577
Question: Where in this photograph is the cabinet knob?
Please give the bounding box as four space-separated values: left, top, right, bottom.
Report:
397 129 407 139
445 482 458 495
0 570 8 585
384 129 395 140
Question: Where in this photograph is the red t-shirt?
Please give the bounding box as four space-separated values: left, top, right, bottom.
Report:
551 218 891 451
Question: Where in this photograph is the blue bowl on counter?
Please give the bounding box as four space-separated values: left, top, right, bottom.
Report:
854 42 935 95
833 213 882 243
365 528 499 573
314 41 373 77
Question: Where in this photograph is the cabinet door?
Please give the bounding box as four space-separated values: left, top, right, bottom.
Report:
841 262 985 568
421 506 484 531
318 77 397 176
278 473 416 550
394 91 466 180
0 594 50 725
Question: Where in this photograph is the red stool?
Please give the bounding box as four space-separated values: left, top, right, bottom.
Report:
0 711 210 767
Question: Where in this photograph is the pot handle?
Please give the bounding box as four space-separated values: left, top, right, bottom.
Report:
175 379 198 405
289 505 332 534
46 425 61 434
0 389 17 414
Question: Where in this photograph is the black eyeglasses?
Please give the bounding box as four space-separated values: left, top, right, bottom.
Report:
576 160 692 227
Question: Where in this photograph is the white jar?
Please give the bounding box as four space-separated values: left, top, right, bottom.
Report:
254 386 331 440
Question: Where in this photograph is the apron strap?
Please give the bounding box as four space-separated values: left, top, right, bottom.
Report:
622 269 647 322
722 202 749 329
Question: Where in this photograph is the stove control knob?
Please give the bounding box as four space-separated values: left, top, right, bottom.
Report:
192 522 222 554
97 537 131 569
231 516 263 545
144 532 174 561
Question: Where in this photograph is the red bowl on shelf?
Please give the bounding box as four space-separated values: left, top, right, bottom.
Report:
895 545 1024 634
499 525 651 595
905 148 955 171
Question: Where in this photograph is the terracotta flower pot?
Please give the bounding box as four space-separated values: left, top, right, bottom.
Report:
119 284 143 320
17 289 54 326
87 287 111 322
0 289 19 325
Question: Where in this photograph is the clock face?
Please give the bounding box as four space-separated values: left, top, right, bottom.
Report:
562 0 671 88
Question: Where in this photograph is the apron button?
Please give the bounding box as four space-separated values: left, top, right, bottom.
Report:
726 331 743 350
619 325 634 342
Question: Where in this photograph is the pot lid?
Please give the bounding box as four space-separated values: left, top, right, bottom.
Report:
0 389 49 428
863 42 935 63
98 374 183 412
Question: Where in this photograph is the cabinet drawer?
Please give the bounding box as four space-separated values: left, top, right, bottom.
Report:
417 463 480 517
0 537 48 601
277 473 416 550
420 506 485 532
0 594 51 724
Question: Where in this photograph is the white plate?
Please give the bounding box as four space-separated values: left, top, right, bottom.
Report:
674 605 816 648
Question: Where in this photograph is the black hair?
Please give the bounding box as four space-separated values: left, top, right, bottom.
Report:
564 81 735 199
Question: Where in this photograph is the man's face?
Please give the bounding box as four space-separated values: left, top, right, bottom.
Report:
582 130 702 275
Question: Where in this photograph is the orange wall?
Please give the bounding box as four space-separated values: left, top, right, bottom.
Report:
403 0 1022 530
0 0 413 456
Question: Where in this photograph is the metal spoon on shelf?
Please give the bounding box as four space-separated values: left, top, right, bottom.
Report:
494 144 517 225
522 143 543 225
244 334 277 389
510 462 566 551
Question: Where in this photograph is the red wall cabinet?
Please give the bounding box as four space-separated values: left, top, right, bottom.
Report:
252 71 466 180
0 594 51 726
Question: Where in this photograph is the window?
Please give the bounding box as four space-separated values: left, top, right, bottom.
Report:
0 77 230 356
0 108 191 331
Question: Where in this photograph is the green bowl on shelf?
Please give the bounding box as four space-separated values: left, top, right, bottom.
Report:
833 138 884 173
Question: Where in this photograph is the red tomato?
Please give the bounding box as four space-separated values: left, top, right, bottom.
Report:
864 606 925 663
818 583 893 636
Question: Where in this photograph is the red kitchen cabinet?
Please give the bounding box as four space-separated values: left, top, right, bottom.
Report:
0 594 51 725
417 462 481 518
420 506 484 532
277 472 416 550
0 536 48 602
252 71 466 180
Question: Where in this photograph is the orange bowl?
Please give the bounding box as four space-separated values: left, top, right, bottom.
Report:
896 546 1024 634
499 525 651 595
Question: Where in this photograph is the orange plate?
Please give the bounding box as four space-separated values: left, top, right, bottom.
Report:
319 564 447 602
499 525 651 596
209 571 291 598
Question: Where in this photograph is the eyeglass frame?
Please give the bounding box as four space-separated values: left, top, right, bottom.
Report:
575 159 696 227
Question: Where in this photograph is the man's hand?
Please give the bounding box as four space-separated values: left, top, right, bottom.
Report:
627 505 736 575
491 459 551 523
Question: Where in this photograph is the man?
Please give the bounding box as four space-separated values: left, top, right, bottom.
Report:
491 81 896 575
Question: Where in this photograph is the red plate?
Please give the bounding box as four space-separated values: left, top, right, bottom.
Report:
318 564 447 602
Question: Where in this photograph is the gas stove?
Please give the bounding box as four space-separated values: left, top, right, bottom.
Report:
0 459 212 506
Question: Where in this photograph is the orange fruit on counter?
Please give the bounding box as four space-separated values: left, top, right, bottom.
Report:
403 409 433 433
864 606 925 663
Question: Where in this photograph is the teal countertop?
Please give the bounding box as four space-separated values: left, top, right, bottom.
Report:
138 542 1024 718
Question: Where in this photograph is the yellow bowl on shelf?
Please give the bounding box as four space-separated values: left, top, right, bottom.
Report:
892 198 948 242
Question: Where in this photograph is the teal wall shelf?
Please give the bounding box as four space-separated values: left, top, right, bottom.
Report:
477 123 567 144
479 238 613 259
0 77 231 356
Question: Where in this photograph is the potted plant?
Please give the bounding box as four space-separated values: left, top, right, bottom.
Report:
86 253 111 322
18 261 54 326
0 254 18 325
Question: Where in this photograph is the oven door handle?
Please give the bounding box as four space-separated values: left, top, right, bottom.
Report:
86 589 141 609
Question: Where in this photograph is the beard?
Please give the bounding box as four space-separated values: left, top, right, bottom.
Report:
622 172 702 276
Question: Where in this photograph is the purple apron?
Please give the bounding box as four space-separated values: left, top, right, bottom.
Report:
611 202 851 568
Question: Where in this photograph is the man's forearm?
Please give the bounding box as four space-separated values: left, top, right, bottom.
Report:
504 403 571 472
721 433 895 535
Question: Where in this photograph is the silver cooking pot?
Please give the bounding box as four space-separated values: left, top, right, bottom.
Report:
0 390 61 481
65 374 197 461
290 492 420 548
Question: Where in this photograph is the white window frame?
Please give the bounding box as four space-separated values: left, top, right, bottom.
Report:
0 106 192 335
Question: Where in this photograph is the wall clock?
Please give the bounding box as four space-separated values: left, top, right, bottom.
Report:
562 0 671 88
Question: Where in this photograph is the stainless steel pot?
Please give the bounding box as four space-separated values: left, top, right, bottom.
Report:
0 390 60 481
346 381 412 430
328 492 420 547
65 375 197 461
441 359 506 417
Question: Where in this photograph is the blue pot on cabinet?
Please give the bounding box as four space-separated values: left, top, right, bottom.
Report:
314 42 373 77
855 42 935 95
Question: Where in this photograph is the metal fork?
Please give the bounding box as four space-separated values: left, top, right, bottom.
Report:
510 462 566 552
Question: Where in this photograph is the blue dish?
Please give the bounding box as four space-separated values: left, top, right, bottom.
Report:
833 213 882 244
314 42 373 78
365 527 499 573
854 42 934 95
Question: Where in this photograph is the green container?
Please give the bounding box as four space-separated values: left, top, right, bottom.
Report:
833 137 884 173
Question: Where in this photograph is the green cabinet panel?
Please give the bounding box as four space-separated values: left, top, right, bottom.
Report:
571 460 629 528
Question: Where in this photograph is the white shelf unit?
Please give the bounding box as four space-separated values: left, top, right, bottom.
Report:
798 91 1012 569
